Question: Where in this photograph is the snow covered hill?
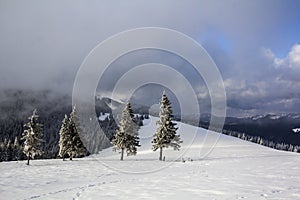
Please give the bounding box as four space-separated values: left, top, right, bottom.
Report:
1 117 299 199
293 128 300 133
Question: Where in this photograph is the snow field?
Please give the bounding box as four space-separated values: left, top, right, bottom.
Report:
0 116 299 199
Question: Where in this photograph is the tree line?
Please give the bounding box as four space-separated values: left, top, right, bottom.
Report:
222 129 300 153
0 91 183 164
0 137 23 162
206 126 300 153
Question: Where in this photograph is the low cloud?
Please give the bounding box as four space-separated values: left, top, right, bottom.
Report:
226 44 300 116
0 1 299 116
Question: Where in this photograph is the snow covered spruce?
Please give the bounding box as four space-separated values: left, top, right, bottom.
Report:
58 106 88 161
112 102 141 160
0 137 22 162
111 92 183 161
152 91 182 161
21 109 44 165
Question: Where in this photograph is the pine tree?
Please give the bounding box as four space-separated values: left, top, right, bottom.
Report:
67 106 87 160
112 102 140 160
0 140 6 162
13 137 22 161
6 139 13 161
21 109 44 165
2 138 9 161
58 114 70 160
152 91 182 161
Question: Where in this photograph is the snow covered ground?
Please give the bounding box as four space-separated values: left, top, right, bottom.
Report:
1 116 299 200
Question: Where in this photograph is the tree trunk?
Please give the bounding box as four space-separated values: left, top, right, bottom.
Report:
121 148 124 161
27 155 30 165
159 147 163 161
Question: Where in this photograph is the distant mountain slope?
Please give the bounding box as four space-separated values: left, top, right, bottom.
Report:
0 89 115 158
0 89 148 158
180 112 300 147
221 113 300 146
1 89 299 156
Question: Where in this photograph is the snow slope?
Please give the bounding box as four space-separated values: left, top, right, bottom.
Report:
293 128 300 133
1 117 299 200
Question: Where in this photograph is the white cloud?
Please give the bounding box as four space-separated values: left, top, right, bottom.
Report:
224 79 246 91
288 44 300 68
266 44 300 69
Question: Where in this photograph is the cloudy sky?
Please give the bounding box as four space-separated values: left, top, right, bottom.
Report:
0 0 300 117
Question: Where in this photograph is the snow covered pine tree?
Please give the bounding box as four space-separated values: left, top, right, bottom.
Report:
152 91 182 161
58 114 70 160
112 102 140 160
21 109 44 165
67 106 88 160
13 136 22 161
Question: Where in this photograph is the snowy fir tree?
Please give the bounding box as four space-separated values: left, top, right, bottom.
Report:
152 91 182 161
21 109 44 165
58 114 70 160
112 102 140 160
0 138 22 162
67 106 87 160
12 137 22 161
0 138 9 161
6 139 13 161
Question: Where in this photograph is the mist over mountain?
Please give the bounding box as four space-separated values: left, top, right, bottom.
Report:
1 89 299 153
0 89 112 158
